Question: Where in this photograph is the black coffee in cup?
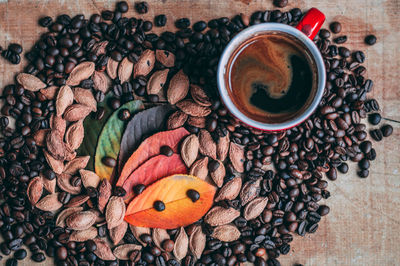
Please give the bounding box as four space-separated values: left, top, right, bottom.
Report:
225 32 318 124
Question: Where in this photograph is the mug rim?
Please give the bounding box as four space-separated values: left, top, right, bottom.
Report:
217 23 326 131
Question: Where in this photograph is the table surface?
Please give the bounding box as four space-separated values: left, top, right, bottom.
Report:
0 0 399 265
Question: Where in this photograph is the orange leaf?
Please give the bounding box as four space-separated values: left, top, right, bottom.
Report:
125 174 216 229
116 128 189 187
122 154 188 202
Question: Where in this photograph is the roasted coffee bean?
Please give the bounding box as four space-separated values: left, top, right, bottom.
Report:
119 108 131 121
368 113 381 125
155 14 167 27
8 44 22 54
160 145 174 157
113 186 126 197
135 1 149 14
370 129 383 141
337 163 348 174
330 22 342 33
186 189 200 202
39 16 53 27
102 156 117 167
133 184 146 195
140 233 152 244
380 124 393 137
208 159 220 172
58 192 71 204
365 34 377 45
154 200 166 211
116 1 129 13
273 0 288 8
162 239 174 252
333 35 347 44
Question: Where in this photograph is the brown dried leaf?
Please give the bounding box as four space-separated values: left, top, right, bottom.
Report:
46 130 65 161
167 70 189 105
113 244 142 260
63 156 90 175
210 159 225 187
189 225 206 259
66 210 97 230
16 73 46 91
33 129 49 147
243 197 268 220
50 114 66 136
211 224 241 242
199 129 217 159
181 134 199 167
56 207 84 227
41 175 56 194
56 85 74 116
187 116 206 128
40 86 58 100
63 104 92 122
57 173 81 195
217 132 230 161
156 50 175 67
43 150 64 174
133 49 155 78
110 221 128 245
66 61 95 86
65 120 84 151
240 179 261 206
229 142 245 173
176 100 211 117
73 87 97 112
147 69 169 95
93 71 109 93
189 157 209 180
98 179 112 213
66 195 90 207
153 228 170 251
36 193 62 212
118 57 134 83
167 111 188 130
129 225 151 246
215 177 242 202
173 227 188 260
190 85 211 107
27 176 43 205
106 58 119 80
204 206 240 226
93 238 116 261
106 196 126 229
69 227 98 242
79 169 100 188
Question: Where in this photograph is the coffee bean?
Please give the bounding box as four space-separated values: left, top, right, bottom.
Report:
102 156 116 167
14 249 27 260
8 44 22 54
116 1 129 13
368 113 381 125
110 98 121 110
175 18 190 29
186 189 200 202
135 2 149 14
330 22 342 33
140 233 152 244
113 186 126 197
160 146 174 157
370 129 383 141
365 34 377 45
162 239 174 252
56 246 68 260
353 51 365 63
119 109 131 121
208 159 220 172
155 15 167 27
39 16 53 27
154 200 165 211
58 192 71 204
6 258 17 266
333 36 347 44
133 184 146 195
380 124 393 137
357 169 369 178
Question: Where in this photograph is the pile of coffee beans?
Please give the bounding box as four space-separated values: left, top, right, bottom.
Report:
1 43 23 64
0 1 393 265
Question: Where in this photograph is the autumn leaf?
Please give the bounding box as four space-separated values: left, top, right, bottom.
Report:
122 154 188 202
94 100 144 180
116 127 189 187
125 174 216 229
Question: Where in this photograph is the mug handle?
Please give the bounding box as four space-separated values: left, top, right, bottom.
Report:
295 8 326 40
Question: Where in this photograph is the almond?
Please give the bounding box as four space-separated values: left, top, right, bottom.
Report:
229 142 245 173
16 73 46 91
147 69 169 95
50 114 66 136
98 179 112 213
106 196 126 229
41 174 56 193
118 57 134 83
66 195 90 207
63 104 92 122
217 132 230 161
187 116 206 128
92 41 108 56
189 225 206 259
63 156 90 174
110 221 128 245
57 173 81 195
190 84 211 107
152 228 170 251
106 58 119 80
46 130 65 161
93 71 109 94
43 150 64 174
113 244 142 260
36 193 62 212
56 207 84 227
66 61 95 86
204 206 240 226
93 238 116 261
73 87 97 111
209 159 225 187
27 176 43 205
215 177 242 202
173 227 188 260
129 225 151 246
70 227 98 242
177 99 211 117
56 85 74 116
64 146 77 161
211 224 241 242
167 111 188 130
33 129 49 147
156 50 175 67
181 134 199 167
189 157 209 180
199 129 217 159
243 197 268 220
240 179 261 206
79 169 100 188
40 85 58 100
133 49 155 78
167 70 189 105
66 210 97 230
65 120 84 150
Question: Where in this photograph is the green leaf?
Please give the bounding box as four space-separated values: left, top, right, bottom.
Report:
94 100 144 180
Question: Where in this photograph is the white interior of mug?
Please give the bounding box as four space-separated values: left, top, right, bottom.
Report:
217 23 326 131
